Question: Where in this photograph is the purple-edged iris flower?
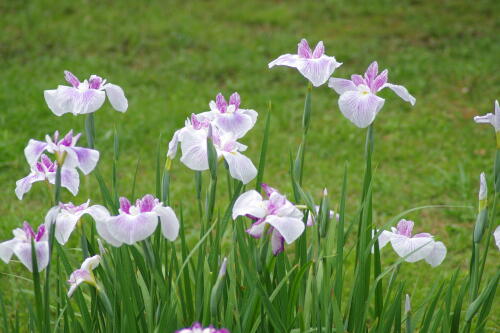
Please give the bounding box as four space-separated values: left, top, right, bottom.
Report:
44 71 128 116
232 184 305 255
95 194 179 246
15 154 79 200
169 114 257 184
198 92 258 139
45 201 109 245
329 61 416 128
67 255 101 297
25 130 99 175
176 322 230 333
269 38 342 87
0 222 49 272
377 219 446 267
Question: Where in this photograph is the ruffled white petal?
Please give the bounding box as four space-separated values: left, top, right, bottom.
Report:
107 212 159 245
95 219 123 247
180 128 209 171
338 91 385 128
0 239 19 263
271 230 285 255
328 78 357 94
46 86 106 115
265 215 305 244
297 56 342 87
246 222 266 239
425 241 447 267
15 173 45 200
214 112 254 139
232 190 267 219
13 241 49 272
383 83 416 106
104 83 128 112
167 129 182 160
80 255 101 271
268 54 301 68
24 140 48 166
378 230 394 249
390 235 435 263
60 168 80 196
70 147 100 175
155 206 180 241
221 151 257 184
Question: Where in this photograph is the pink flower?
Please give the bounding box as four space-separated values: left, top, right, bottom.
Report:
67 255 101 297
377 219 446 267
15 154 80 200
44 70 128 116
232 184 305 255
24 130 99 175
0 222 49 272
269 39 342 87
329 61 416 128
94 195 179 246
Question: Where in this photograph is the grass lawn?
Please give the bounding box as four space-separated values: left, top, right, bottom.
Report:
0 0 499 328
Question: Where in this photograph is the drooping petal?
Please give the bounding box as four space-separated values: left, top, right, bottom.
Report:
44 207 79 245
240 108 258 126
424 241 447 267
221 151 257 184
382 83 416 106
155 206 180 241
268 54 301 69
214 112 254 138
44 88 69 116
69 147 100 175
297 57 342 87
85 205 111 222
246 221 266 239
265 215 305 244
13 241 49 272
271 229 285 255
0 239 19 263
95 218 123 247
15 173 45 200
328 78 357 94
60 167 80 196
180 128 209 171
24 140 48 166
104 83 128 112
338 90 385 128
107 213 159 245
378 230 394 249
390 235 435 263
232 190 266 219
167 129 182 160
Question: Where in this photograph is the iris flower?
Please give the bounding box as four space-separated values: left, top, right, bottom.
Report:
269 38 342 87
232 184 305 255
378 219 446 267
15 154 79 199
169 115 257 184
95 194 179 246
0 222 49 272
25 130 99 175
45 201 109 245
44 71 128 116
329 61 416 128
67 255 101 297
176 323 229 333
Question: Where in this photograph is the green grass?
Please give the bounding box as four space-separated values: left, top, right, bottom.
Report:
0 0 499 329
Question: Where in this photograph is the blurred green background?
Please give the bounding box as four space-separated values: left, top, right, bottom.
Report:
0 0 499 327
